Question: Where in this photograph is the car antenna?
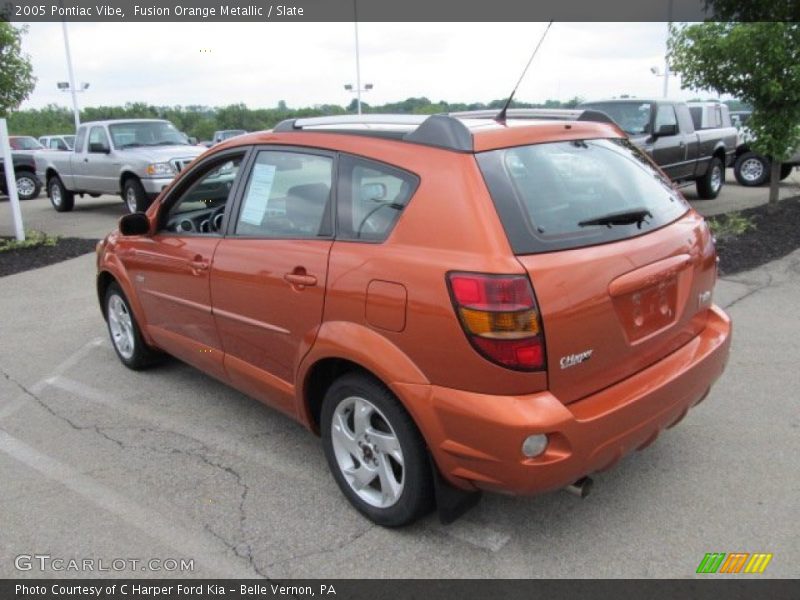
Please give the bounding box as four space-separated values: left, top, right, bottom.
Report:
496 21 554 123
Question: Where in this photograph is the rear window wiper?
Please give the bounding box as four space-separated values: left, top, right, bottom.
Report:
579 208 652 229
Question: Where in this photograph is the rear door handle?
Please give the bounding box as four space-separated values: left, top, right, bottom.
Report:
284 272 317 287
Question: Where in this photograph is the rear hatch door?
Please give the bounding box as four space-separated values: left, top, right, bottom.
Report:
477 136 718 404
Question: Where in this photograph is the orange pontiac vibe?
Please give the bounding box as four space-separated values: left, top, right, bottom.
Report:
96 111 732 526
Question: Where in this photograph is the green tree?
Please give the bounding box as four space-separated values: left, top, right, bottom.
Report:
0 21 36 116
669 22 800 206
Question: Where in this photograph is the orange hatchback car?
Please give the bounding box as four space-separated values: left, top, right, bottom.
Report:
96 111 731 526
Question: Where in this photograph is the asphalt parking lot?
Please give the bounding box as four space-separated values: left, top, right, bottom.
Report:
0 175 798 578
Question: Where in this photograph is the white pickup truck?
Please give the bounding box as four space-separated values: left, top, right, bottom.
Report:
35 119 205 213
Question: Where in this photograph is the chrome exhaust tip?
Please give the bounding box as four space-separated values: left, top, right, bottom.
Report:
565 476 593 498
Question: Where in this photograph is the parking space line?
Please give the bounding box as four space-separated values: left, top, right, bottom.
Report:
0 428 261 578
47 376 318 485
434 519 512 553
0 337 105 422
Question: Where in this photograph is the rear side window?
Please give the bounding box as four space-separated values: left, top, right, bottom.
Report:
336 155 418 242
477 138 689 254
74 127 87 153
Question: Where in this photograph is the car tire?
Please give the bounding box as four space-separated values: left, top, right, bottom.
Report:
321 373 434 527
123 178 149 213
734 152 770 187
15 170 41 200
780 164 794 181
105 282 162 370
696 157 724 199
48 175 75 212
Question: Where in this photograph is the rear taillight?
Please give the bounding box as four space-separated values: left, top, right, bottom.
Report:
447 272 546 371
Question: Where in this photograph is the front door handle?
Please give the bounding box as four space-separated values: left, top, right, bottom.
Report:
188 256 209 272
284 270 317 288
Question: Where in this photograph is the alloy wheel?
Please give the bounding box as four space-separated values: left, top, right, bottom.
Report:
710 165 722 192
330 396 405 508
16 176 36 198
108 294 135 359
125 187 138 213
740 157 764 183
50 181 62 206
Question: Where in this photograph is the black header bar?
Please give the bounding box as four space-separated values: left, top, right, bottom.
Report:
0 0 795 23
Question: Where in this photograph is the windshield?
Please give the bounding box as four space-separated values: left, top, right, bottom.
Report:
581 102 652 135
218 130 246 140
108 121 188 149
477 138 689 254
9 137 44 150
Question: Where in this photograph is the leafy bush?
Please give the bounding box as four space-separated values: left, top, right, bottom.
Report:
0 230 59 252
707 212 756 240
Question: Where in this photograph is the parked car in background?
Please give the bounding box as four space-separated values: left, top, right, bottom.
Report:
728 109 798 186
212 129 247 145
96 112 731 526
1 137 43 200
730 110 751 130
39 134 76 151
35 119 205 213
580 99 737 199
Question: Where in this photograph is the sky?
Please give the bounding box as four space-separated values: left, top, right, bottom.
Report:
17 21 716 111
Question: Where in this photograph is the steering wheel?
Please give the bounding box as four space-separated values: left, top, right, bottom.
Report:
210 204 226 232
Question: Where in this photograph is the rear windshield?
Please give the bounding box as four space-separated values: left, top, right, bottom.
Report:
581 102 652 135
477 138 689 254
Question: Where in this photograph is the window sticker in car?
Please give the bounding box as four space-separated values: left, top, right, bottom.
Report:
239 162 277 226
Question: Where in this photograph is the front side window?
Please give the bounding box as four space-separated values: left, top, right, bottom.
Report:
477 138 689 254
336 155 418 242
234 151 333 238
654 105 678 131
160 156 243 234
88 127 110 152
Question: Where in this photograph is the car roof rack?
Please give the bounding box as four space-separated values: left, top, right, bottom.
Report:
450 108 618 126
272 109 617 153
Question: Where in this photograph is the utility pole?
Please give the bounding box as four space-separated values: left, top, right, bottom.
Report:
353 0 362 114
61 18 81 130
663 0 673 98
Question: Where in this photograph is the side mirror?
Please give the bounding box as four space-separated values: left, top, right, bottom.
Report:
119 212 150 236
655 123 678 137
88 142 110 154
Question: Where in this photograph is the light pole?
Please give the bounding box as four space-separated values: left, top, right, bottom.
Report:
59 17 83 131
650 67 670 99
344 83 373 114
58 81 89 130
350 0 369 115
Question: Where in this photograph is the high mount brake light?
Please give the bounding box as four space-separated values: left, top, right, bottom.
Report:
447 273 546 371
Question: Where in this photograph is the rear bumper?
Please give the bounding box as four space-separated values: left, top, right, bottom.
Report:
396 305 731 495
